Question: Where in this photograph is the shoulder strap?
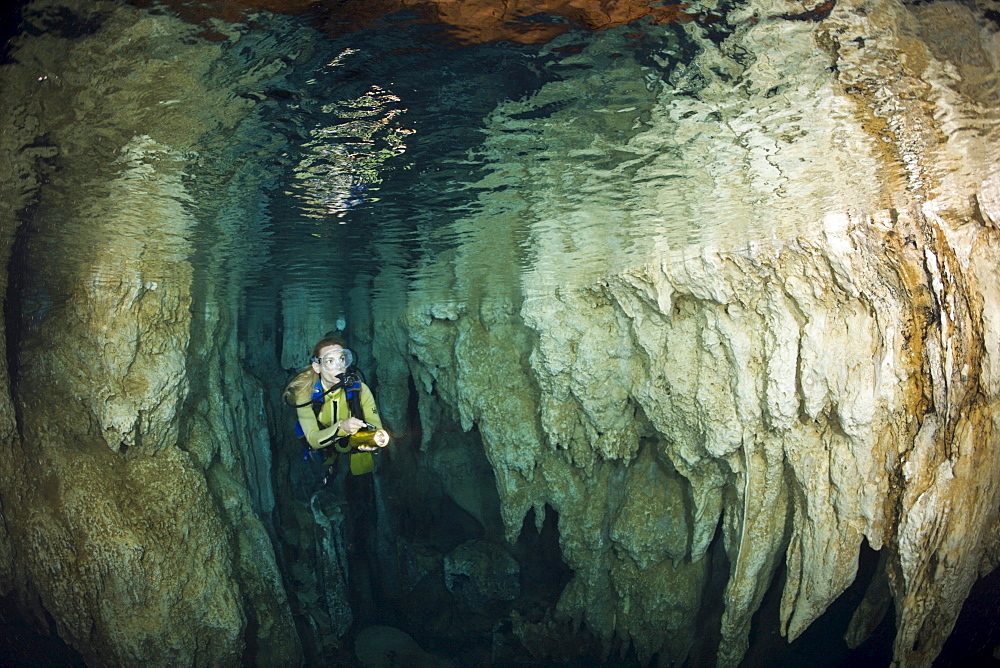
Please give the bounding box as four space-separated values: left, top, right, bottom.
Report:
345 381 364 421
310 379 325 419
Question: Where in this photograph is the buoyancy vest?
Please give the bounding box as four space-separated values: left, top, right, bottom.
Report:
298 378 375 476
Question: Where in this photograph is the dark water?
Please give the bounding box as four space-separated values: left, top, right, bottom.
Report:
259 19 549 299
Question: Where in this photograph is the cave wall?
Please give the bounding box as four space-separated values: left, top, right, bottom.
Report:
371 0 1000 665
0 1 315 664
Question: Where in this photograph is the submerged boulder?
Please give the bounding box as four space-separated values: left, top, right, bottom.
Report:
355 625 453 668
444 539 520 613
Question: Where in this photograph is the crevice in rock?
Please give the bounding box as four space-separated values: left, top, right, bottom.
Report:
0 592 84 667
936 565 1000 666
512 504 573 611
3 200 34 442
744 538 895 666
686 513 730 666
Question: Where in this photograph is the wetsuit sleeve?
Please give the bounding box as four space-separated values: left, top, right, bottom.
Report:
360 384 383 430
296 403 341 450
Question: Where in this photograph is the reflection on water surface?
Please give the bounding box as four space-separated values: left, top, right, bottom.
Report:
7 0 875 312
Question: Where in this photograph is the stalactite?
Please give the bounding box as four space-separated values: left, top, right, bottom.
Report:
379 0 1000 664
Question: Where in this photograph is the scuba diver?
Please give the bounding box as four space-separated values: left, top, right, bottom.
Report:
283 336 389 492
284 336 395 625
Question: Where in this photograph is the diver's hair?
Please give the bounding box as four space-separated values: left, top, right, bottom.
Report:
282 336 348 405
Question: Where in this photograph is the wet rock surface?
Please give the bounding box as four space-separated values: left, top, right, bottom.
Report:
444 539 520 612
0 2 309 664
378 0 1000 664
0 0 999 665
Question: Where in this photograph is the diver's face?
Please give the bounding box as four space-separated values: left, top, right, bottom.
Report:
312 344 348 387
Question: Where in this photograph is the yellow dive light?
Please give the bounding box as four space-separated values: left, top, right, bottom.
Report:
349 427 390 450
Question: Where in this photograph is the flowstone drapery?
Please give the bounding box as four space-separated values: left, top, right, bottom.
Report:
374 0 1000 664
0 3 309 664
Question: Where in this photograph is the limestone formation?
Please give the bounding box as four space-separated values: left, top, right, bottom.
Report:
0 1 310 664
444 539 520 611
375 0 1000 664
0 0 999 665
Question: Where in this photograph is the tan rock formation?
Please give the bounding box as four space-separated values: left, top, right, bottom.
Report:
373 0 1000 664
0 1 305 664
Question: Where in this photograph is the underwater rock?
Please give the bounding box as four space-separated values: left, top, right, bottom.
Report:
0 2 309 665
425 431 506 540
355 624 453 668
308 490 354 638
444 539 520 612
382 0 1000 664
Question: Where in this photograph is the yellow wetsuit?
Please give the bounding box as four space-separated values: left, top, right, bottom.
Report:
296 379 384 476
296 380 383 450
